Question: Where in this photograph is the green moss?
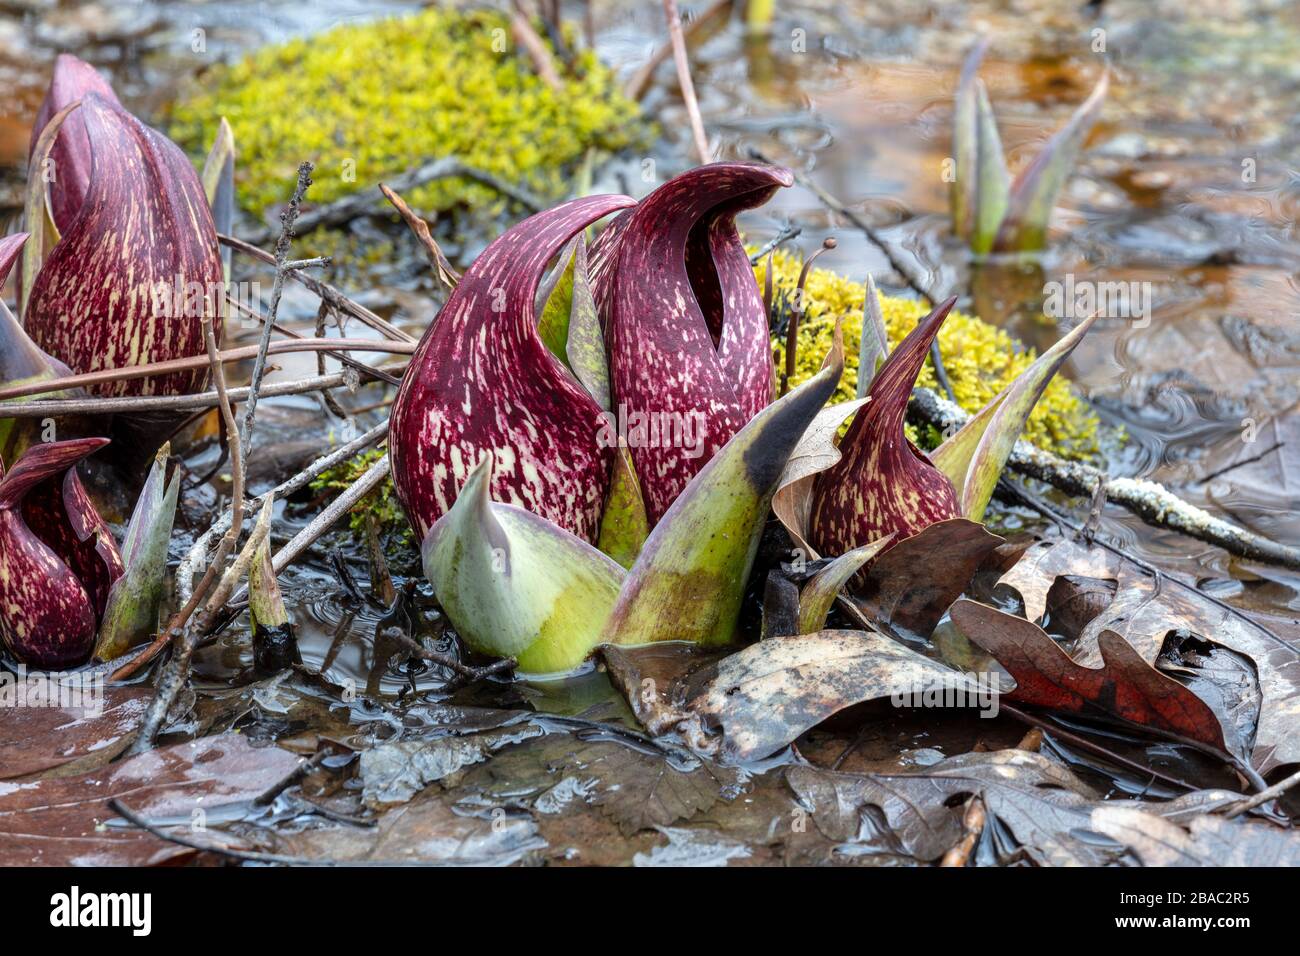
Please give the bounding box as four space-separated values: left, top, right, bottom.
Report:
171 8 648 220
759 250 1101 459
309 448 411 543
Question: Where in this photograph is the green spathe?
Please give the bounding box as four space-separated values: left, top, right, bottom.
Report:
421 453 626 674
94 443 180 661
601 328 845 648
931 314 1097 522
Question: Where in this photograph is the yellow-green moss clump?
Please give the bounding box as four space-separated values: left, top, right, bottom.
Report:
759 250 1099 459
171 8 647 219
310 448 410 543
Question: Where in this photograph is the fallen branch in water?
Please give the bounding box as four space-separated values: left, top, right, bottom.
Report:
242 157 545 248
0 368 403 418
909 386 1300 570
0 338 415 402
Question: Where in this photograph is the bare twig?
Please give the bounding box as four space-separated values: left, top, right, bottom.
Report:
939 796 986 867
511 2 564 91
1223 767 1300 819
747 146 957 400
663 0 711 164
229 453 392 606
124 316 244 750
781 237 837 396
624 0 731 101
172 420 391 621
379 183 461 287
382 626 516 686
0 369 402 419
220 234 414 343
225 294 403 386
107 799 311 866
0 338 414 402
249 158 543 247
244 162 315 452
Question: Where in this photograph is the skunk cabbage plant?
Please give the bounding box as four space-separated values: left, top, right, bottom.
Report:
421 333 843 673
390 194 637 543
20 55 224 397
391 163 794 549
0 438 177 669
952 41 1108 254
794 301 1096 557
0 233 76 467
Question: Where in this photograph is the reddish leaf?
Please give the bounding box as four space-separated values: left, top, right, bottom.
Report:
591 163 791 524
24 93 224 397
0 734 300 866
950 599 1228 751
809 297 960 556
0 685 151 780
390 194 635 542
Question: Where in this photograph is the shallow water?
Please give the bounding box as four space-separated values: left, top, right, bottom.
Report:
1 0 1297 678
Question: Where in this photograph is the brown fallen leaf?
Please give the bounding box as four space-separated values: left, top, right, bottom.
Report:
0 685 151 780
1090 805 1300 867
845 518 1003 639
786 749 1117 865
1043 574 1116 641
448 726 738 836
951 599 1229 753
0 733 300 866
599 641 723 738
997 537 1300 773
996 537 1121 623
685 629 985 762
258 794 547 865
1075 567 1300 772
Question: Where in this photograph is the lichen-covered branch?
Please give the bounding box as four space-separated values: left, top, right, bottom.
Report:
908 387 1300 570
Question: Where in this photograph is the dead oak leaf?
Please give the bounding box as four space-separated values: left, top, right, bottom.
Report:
951 599 1229 753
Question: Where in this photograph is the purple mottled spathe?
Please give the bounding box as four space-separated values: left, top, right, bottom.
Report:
28 53 121 234
590 162 791 525
390 194 637 542
23 91 223 398
810 298 961 555
0 438 124 669
592 163 790 522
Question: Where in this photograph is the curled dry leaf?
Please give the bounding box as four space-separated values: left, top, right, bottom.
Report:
684 629 980 762
951 599 1230 753
1090 805 1300 867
